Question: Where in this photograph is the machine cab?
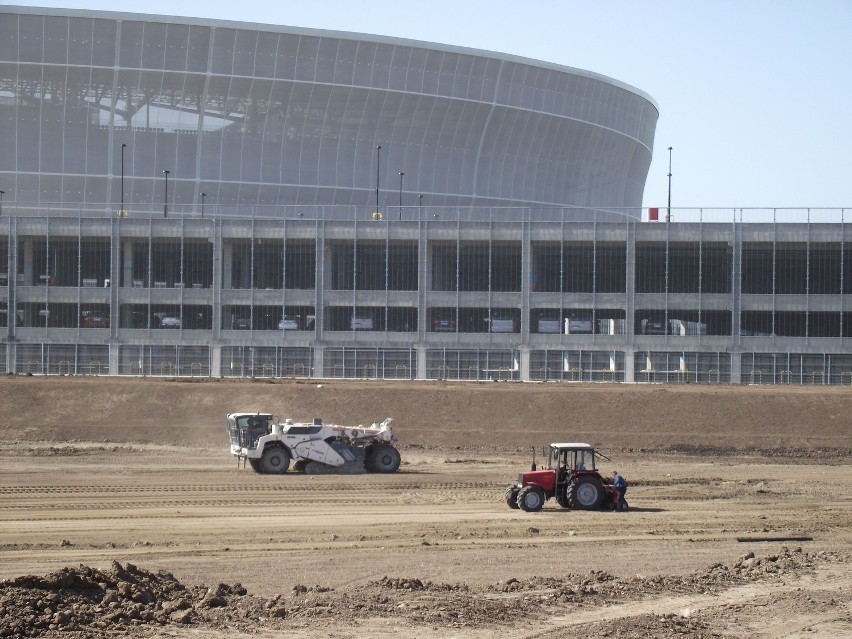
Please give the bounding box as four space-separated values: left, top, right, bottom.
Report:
227 413 273 450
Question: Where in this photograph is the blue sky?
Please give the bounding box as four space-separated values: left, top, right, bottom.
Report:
10 1 852 210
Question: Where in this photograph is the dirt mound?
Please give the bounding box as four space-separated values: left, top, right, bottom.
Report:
0 562 252 637
1 376 851 454
1 548 843 638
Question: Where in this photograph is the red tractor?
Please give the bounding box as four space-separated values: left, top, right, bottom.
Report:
505 443 620 512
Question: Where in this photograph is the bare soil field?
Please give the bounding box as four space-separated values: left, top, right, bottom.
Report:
0 376 850 638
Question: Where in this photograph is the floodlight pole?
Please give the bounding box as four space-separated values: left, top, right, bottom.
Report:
163 170 170 218
666 146 673 222
398 172 404 220
120 143 127 213
375 145 382 214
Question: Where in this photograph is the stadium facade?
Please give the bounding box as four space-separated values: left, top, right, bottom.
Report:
2 7 851 384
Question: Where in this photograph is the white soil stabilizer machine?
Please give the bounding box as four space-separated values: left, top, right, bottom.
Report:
227 412 401 475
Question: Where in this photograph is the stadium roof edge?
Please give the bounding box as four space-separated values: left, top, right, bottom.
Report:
2 4 659 112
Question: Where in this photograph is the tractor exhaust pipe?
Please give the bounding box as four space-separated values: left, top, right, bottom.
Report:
530 446 536 471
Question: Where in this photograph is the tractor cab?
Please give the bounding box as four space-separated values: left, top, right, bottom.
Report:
549 443 598 473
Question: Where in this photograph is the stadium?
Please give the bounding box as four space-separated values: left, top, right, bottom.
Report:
1 6 850 384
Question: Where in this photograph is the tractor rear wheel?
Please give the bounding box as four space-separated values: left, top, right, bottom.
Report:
505 485 520 509
517 485 546 512
260 446 290 474
569 476 604 509
366 444 401 473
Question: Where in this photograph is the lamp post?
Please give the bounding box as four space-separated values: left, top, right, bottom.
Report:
162 170 170 218
398 172 404 220
201 192 206 218
375 145 381 217
0 190 4 217
666 146 673 223
418 194 423 219
120 143 126 214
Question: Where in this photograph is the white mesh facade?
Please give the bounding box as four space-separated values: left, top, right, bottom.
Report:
0 7 658 215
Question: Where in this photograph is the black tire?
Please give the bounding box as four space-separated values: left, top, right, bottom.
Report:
505 485 520 509
260 446 290 474
517 485 546 512
366 444 401 473
248 458 263 474
293 459 307 473
569 476 605 510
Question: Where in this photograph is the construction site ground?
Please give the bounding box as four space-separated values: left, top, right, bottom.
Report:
0 376 850 638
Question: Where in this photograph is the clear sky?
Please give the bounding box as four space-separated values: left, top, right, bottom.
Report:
9 1 852 210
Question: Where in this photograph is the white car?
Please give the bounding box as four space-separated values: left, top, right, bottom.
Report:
278 316 298 330
160 315 181 328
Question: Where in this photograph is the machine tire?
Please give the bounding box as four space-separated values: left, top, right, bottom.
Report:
260 445 290 474
366 444 401 473
569 476 605 510
248 458 263 474
517 485 546 512
293 459 307 473
505 485 520 509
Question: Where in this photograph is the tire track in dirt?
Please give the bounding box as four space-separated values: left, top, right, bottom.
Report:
518 565 851 639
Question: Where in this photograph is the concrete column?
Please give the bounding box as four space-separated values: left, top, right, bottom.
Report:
6 342 16 374
23 238 34 286
519 346 530 381
313 345 324 378
623 350 635 383
109 343 119 375
416 344 427 379
222 241 233 289
730 350 741 384
520 216 531 342
6 223 17 341
122 239 134 287
625 222 636 344
212 225 222 341
315 226 326 339
210 344 221 377
418 222 429 339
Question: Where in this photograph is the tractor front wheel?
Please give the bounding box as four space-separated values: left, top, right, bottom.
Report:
569 476 604 509
505 485 520 509
260 446 290 474
248 458 263 474
517 485 546 512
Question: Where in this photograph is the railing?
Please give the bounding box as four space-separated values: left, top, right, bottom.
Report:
2 203 848 225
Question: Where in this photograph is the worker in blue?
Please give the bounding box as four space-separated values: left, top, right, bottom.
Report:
612 470 628 511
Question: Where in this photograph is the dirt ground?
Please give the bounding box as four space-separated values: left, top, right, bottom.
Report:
0 376 850 638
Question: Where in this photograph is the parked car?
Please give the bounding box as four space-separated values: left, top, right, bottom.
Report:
160 314 181 328
351 315 374 330
82 312 109 328
432 318 456 332
640 318 666 335
278 316 298 330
